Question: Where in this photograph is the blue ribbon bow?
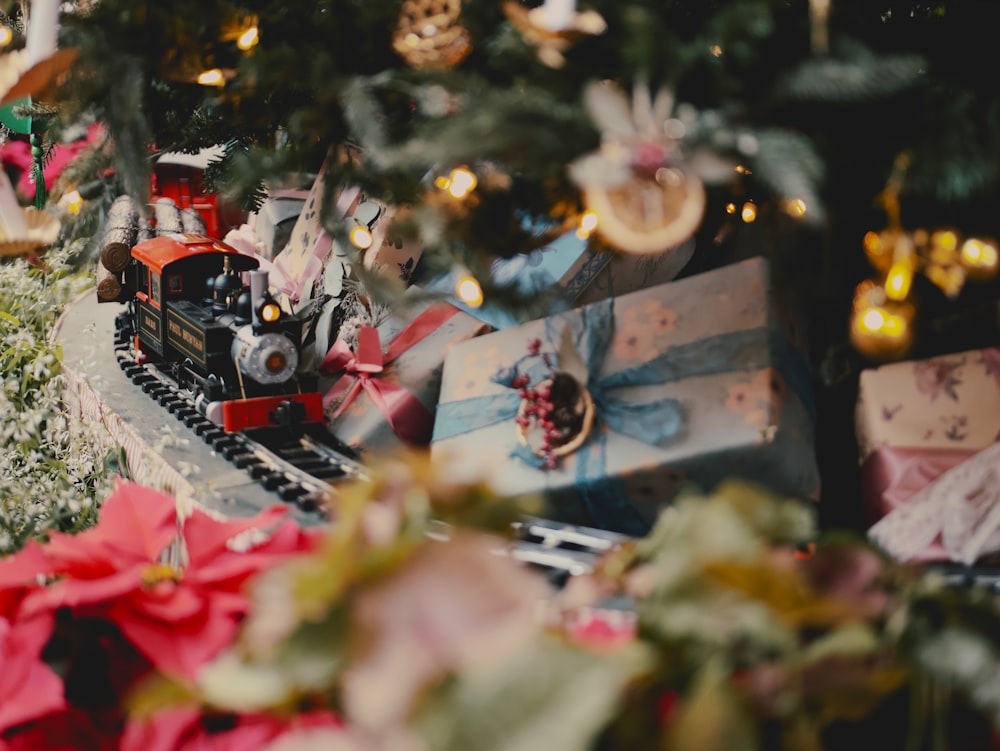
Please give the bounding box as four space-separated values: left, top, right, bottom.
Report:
433 297 805 533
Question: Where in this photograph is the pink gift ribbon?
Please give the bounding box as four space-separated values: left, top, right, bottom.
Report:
866 442 1000 564
320 303 460 445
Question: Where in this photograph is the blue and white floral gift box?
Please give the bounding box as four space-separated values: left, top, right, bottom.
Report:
430 257 821 535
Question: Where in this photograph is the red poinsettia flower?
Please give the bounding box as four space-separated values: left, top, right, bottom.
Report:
1 706 119 751
0 540 51 619
19 481 318 680
0 611 64 738
119 707 344 751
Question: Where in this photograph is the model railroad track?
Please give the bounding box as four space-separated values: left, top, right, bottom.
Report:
112 342 632 583
113 347 367 520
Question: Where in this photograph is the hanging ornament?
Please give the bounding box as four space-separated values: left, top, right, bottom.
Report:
851 153 999 361
392 0 472 70
502 0 606 69
569 79 705 255
0 166 58 257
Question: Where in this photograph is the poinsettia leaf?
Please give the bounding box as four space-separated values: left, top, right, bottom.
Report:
113 596 247 681
415 637 647 751
93 482 180 563
0 615 65 734
182 505 289 567
22 566 146 615
0 539 50 590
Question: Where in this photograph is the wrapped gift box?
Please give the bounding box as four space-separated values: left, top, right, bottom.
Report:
431 257 820 535
428 232 695 329
318 300 490 456
856 348 1000 562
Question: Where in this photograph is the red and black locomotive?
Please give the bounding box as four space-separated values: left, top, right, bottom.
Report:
115 234 323 432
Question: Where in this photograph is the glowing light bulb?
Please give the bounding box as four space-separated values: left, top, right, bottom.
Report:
237 25 259 50
725 202 737 215
931 229 959 253
197 68 226 86
447 168 477 199
350 225 374 250
884 261 913 301
456 275 484 308
960 237 999 281
861 308 886 332
576 210 599 239
0 25 12 47
783 198 807 218
741 201 757 223
710 44 723 57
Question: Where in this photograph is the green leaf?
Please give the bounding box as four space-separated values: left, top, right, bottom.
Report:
416 638 648 751
663 659 759 751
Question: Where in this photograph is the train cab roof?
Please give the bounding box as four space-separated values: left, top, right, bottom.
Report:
131 234 260 275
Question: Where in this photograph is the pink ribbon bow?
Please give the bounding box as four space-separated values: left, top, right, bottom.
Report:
320 304 459 445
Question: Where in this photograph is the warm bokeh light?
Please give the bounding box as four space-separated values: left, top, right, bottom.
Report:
456 275 484 308
237 25 260 50
350 225 374 250
447 167 478 199
783 198 807 218
0 25 12 47
576 210 599 239
931 229 959 253
861 308 886 332
725 202 737 215
741 201 757 223
884 261 913 301
960 237 999 280
197 68 226 86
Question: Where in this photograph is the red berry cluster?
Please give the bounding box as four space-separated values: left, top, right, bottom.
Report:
513 339 563 469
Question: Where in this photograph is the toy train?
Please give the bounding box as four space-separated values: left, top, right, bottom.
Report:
113 233 323 432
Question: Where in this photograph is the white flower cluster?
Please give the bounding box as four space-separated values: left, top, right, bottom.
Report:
0 244 116 555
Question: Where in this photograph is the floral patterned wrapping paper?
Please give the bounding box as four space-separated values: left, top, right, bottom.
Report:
855 347 1000 552
431 257 820 536
428 232 696 330
318 300 491 457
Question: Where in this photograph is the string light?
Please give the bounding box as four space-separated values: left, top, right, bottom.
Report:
884 261 912 301
958 237 999 282
197 68 226 87
0 25 12 47
349 225 374 250
725 202 737 215
783 198 808 218
237 24 260 51
455 274 483 308
576 210 599 239
740 201 757 223
436 167 478 199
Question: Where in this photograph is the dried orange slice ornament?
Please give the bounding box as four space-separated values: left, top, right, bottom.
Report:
570 80 706 255
582 167 705 255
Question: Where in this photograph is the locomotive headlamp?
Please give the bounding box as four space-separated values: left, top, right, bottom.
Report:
265 351 286 373
259 301 282 324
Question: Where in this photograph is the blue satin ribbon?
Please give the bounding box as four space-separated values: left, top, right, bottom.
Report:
433 297 808 533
